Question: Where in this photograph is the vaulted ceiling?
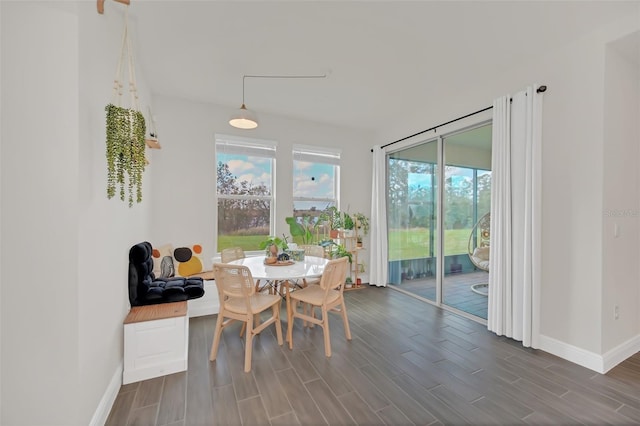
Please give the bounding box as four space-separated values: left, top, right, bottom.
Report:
126 1 637 133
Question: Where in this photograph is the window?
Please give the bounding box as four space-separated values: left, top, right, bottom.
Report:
215 135 276 252
292 145 340 220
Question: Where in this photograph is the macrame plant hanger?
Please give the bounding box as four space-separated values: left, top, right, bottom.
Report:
105 6 147 207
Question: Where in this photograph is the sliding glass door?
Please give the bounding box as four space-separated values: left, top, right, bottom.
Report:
387 123 492 320
387 140 439 302
442 126 492 318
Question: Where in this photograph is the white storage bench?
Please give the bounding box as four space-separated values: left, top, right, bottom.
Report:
188 277 219 318
123 301 188 385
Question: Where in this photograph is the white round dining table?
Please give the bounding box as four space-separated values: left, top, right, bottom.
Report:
227 255 328 282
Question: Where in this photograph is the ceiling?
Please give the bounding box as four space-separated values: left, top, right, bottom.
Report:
126 1 637 133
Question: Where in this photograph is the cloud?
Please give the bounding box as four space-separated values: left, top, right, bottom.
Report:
318 173 331 184
227 159 255 174
295 161 313 170
238 172 271 188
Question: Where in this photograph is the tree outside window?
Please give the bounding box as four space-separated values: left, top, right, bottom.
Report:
216 136 276 252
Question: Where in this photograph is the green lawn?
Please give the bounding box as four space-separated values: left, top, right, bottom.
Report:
219 228 471 261
388 228 471 261
218 235 269 252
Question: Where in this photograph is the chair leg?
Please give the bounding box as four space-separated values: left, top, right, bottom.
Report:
341 301 352 340
302 303 308 328
321 306 331 357
244 317 254 373
287 296 294 349
309 304 316 328
210 311 225 361
273 303 283 345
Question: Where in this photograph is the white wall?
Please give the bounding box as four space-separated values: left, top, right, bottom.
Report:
2 2 154 424
149 95 373 266
601 32 640 353
1 3 81 424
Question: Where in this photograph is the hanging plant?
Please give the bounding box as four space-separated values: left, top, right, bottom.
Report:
106 104 146 207
105 8 146 207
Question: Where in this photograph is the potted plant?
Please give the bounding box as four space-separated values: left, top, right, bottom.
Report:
343 213 354 236
319 240 353 264
258 235 289 257
344 276 353 289
358 262 366 285
320 206 342 238
285 215 314 245
353 212 370 236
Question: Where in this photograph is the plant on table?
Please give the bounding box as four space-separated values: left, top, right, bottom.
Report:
259 235 289 256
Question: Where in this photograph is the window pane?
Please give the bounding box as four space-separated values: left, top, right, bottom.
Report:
217 153 272 195
293 160 336 199
217 199 270 251
216 137 274 251
477 170 491 216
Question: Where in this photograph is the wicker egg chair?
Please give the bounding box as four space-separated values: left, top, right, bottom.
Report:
467 212 490 296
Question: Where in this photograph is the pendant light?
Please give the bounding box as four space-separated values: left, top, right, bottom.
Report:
229 76 258 129
229 74 327 130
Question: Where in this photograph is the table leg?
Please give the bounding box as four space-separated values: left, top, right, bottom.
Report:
285 280 293 346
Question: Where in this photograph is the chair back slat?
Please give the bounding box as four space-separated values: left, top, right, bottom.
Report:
300 244 325 258
221 247 246 263
213 263 255 300
319 257 348 297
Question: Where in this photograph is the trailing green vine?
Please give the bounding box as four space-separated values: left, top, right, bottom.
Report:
106 104 146 207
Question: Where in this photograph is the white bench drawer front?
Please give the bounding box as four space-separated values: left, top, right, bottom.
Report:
123 315 188 384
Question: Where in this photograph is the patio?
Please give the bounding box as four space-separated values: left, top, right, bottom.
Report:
390 270 489 319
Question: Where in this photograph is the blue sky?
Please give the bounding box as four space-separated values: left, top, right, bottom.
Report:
219 153 272 192
218 154 336 204
293 160 335 199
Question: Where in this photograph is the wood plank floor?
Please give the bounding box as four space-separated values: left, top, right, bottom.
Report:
106 287 640 425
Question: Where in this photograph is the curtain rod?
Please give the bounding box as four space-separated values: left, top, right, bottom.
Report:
374 85 547 152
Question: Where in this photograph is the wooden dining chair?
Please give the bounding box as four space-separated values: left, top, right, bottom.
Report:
221 245 264 290
299 245 325 286
221 246 245 263
210 263 283 372
300 244 325 258
286 256 351 357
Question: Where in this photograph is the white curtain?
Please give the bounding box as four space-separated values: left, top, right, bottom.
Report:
488 85 543 348
369 146 388 287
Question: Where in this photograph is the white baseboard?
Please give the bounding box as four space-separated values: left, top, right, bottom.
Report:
539 335 604 372
89 362 123 426
538 333 640 374
602 334 640 373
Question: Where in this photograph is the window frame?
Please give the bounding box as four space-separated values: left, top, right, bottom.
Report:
215 134 277 254
292 144 341 215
